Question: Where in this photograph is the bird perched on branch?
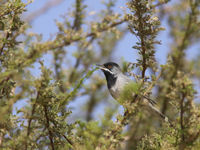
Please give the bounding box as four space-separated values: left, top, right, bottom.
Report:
96 62 172 127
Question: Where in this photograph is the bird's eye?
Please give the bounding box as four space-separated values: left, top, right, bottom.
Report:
107 65 112 70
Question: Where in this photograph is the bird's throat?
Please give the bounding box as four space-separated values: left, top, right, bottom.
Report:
104 73 117 89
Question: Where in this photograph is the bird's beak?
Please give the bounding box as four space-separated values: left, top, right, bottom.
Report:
96 64 107 71
96 64 114 75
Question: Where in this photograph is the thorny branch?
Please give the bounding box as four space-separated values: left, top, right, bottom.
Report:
57 18 127 49
0 32 9 56
54 52 65 92
161 0 199 115
50 116 74 146
43 105 55 150
180 92 185 142
68 36 95 83
24 90 41 150
0 18 127 84
72 0 83 30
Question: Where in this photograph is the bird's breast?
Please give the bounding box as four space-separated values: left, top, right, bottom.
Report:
108 76 128 100
109 85 120 100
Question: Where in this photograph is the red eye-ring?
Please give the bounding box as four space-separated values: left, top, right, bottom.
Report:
107 65 112 69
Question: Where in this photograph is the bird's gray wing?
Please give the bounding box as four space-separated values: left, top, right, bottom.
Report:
142 95 157 105
121 74 134 85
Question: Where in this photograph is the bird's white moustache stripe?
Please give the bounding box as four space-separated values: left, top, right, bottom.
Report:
98 66 115 75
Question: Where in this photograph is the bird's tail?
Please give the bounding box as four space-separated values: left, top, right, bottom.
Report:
145 100 173 127
142 95 157 105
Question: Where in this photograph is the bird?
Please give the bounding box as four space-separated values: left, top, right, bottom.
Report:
96 62 173 126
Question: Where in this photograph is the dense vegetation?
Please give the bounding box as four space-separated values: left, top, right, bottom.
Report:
0 0 200 149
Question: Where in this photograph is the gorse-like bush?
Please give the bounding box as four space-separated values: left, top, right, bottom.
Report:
0 0 200 149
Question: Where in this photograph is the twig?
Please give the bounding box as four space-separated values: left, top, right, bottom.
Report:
135 3 147 79
62 134 73 146
0 32 9 55
50 118 74 146
55 18 127 49
161 0 198 115
53 51 65 93
72 0 83 30
68 36 95 83
180 92 185 142
1 18 126 84
24 91 40 150
43 105 55 150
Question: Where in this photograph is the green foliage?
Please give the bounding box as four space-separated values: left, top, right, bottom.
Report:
0 0 200 149
119 82 141 104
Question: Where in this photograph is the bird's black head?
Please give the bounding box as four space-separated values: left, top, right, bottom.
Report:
103 62 120 70
96 62 121 89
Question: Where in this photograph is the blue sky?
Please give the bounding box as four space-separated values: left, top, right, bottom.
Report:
17 0 200 120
